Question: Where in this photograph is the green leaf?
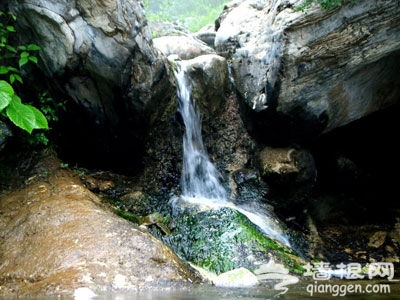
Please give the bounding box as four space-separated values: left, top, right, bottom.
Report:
19 56 29 67
6 25 15 32
18 45 26 51
0 80 14 111
13 74 23 84
6 95 48 133
9 13 17 21
27 44 41 51
9 73 15 84
7 66 19 73
20 51 29 58
28 56 38 64
9 73 22 84
5 44 17 53
0 66 9 74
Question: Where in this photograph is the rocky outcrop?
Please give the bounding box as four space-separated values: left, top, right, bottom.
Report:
153 35 215 60
216 0 400 140
0 154 198 297
8 0 175 168
181 54 228 113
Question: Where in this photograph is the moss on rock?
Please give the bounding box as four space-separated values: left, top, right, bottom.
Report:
163 206 304 275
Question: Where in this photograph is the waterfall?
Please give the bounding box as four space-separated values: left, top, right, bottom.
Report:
176 61 227 201
174 61 291 248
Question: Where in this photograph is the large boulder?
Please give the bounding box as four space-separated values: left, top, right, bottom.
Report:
0 154 198 297
215 0 400 140
8 0 175 169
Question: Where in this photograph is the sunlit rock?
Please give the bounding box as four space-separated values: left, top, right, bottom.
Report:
214 267 259 288
0 155 199 297
154 35 215 60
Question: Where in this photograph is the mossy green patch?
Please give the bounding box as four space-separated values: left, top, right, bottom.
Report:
164 207 304 275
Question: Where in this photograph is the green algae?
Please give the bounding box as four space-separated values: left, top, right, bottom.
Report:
164 207 304 275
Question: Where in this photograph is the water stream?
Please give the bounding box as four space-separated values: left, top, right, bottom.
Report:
174 61 290 247
176 61 228 201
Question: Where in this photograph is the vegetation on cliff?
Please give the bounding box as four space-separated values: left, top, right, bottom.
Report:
0 11 48 135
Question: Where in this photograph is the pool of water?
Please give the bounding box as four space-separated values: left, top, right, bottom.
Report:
88 280 399 300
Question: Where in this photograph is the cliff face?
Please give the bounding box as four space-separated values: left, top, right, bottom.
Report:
8 0 175 169
215 0 400 141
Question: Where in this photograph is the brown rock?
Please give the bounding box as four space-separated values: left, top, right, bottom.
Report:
0 155 198 297
368 231 387 248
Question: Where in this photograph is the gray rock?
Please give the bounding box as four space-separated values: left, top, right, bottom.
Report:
153 35 215 60
182 54 228 113
0 121 12 152
9 0 175 164
149 21 190 38
195 24 216 48
216 0 400 137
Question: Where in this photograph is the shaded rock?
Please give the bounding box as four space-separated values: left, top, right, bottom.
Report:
231 168 268 203
83 175 115 192
259 147 299 177
0 121 12 152
153 35 215 60
8 0 175 169
195 24 216 48
257 146 316 215
119 191 151 215
0 155 198 297
368 231 387 249
258 146 316 187
216 0 400 140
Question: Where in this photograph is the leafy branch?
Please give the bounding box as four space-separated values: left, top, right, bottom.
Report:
0 11 48 134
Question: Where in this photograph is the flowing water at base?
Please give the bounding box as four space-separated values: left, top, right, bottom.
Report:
2 280 398 299
71 280 399 300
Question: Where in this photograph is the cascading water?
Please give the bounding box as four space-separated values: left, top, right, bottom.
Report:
176 61 227 201
174 61 291 248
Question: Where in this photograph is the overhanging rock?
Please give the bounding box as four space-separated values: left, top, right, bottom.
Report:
216 0 400 139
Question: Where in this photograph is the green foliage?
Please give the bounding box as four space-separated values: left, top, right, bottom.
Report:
143 0 227 32
5 93 48 134
38 91 65 123
297 0 349 11
0 11 48 134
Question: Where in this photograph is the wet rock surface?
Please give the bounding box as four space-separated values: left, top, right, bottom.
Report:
216 0 400 141
0 154 198 297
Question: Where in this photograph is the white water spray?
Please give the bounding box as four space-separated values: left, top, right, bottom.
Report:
176 61 227 201
174 61 290 248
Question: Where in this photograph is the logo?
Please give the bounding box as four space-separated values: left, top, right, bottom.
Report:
302 261 397 297
254 259 299 298
254 261 397 298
